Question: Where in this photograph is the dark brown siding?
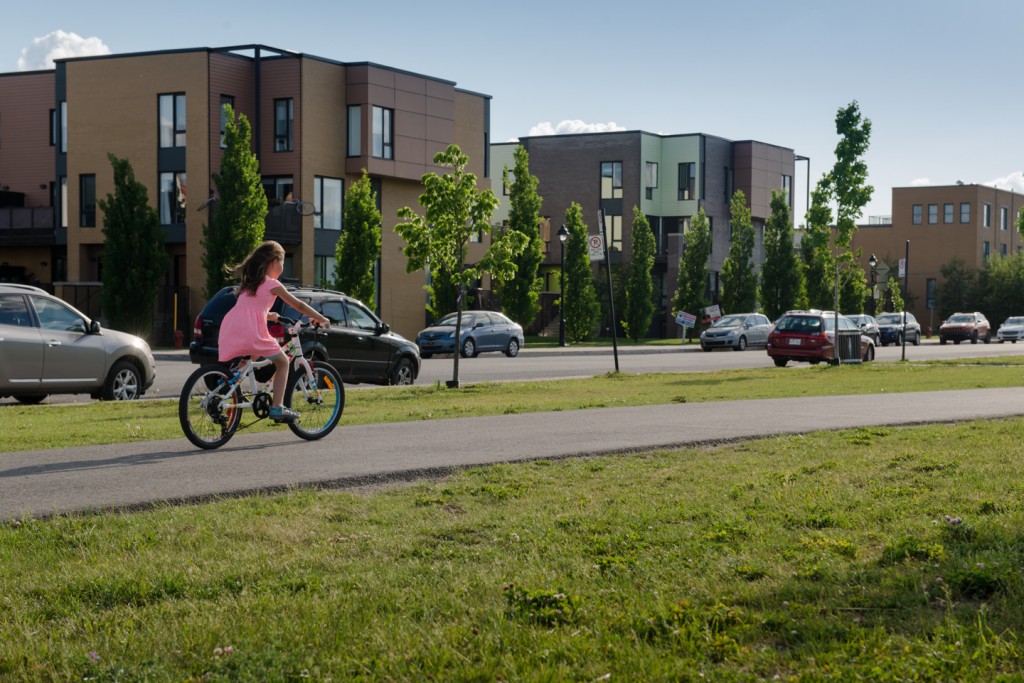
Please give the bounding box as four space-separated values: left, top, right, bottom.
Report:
0 72 55 207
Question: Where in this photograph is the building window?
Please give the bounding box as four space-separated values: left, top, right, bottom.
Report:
262 176 294 205
60 101 67 153
678 163 696 200
347 105 361 157
681 216 692 234
314 256 336 289
220 95 234 148
781 174 793 205
1001 243 1008 256
372 106 393 159
159 171 186 225
159 93 186 148
645 162 658 200
274 98 293 152
79 174 96 227
724 166 734 203
912 204 922 224
314 176 343 230
983 203 992 228
1000 206 1008 230
601 162 623 199
605 213 622 250
927 204 938 224
60 176 67 228
983 241 990 261
943 203 954 224
960 202 971 223
926 278 936 310
49 109 56 146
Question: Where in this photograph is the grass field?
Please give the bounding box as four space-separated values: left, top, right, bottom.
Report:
2 359 1024 679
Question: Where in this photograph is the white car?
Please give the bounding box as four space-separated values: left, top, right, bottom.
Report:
700 313 774 351
997 316 1024 343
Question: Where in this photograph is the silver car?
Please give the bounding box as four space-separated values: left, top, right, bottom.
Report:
0 284 156 404
700 313 773 351
997 316 1024 343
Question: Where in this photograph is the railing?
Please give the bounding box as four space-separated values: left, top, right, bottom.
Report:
263 204 302 244
0 207 56 245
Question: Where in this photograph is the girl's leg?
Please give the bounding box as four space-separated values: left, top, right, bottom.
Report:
270 352 289 407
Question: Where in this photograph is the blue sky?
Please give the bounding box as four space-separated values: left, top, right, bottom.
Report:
4 0 1022 225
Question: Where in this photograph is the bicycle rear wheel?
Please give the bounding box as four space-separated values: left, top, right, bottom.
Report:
284 360 344 440
179 364 242 449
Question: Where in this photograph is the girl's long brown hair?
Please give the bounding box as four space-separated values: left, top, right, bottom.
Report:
228 241 285 296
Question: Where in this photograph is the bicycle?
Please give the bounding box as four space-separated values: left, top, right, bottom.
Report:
178 317 344 450
283 198 316 216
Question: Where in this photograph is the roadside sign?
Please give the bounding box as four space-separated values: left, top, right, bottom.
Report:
588 234 605 261
675 311 697 328
703 305 721 322
898 258 906 278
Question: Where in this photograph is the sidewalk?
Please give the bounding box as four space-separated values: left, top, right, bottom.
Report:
3 386 1022 520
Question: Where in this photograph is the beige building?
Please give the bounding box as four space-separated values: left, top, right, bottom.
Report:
853 184 1023 331
0 45 492 341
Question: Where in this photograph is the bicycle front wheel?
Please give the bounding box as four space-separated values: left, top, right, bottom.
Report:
284 360 344 440
179 364 242 449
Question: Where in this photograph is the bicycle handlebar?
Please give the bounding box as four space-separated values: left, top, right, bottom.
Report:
276 316 329 336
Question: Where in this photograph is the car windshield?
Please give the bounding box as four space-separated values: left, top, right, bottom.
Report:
850 315 871 324
1004 317 1024 326
947 314 973 323
712 315 746 327
436 313 475 327
877 314 904 324
776 316 821 333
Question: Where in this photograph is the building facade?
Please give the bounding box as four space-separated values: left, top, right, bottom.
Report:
852 184 1024 331
0 45 492 341
491 132 796 337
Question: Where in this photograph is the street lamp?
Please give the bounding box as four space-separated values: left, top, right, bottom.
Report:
868 253 878 316
557 224 570 347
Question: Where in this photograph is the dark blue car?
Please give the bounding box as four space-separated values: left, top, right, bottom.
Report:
416 311 525 359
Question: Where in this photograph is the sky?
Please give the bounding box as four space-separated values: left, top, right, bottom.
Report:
3 0 1023 225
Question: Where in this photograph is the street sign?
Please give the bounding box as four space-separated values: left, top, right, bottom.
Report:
898 258 906 278
703 305 721 322
588 234 605 261
676 311 697 328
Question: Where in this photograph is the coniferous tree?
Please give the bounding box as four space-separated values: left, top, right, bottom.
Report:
98 153 169 338
562 202 600 342
761 190 807 320
203 103 267 298
672 208 712 341
622 207 656 341
395 144 528 387
720 190 758 314
496 145 544 327
334 170 382 305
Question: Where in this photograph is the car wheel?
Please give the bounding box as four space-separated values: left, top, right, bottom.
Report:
505 338 520 357
971 330 978 344
701 344 712 352
773 357 788 367
389 357 415 386
461 338 477 358
983 331 991 344
420 352 433 359
897 333 903 346
940 336 947 345
15 394 47 405
734 336 747 351
102 360 142 401
864 345 875 362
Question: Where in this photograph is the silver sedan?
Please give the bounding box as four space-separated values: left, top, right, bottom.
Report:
700 313 773 351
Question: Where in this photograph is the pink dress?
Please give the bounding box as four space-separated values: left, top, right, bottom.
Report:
218 277 284 361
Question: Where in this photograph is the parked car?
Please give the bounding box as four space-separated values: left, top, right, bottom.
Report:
766 310 875 367
847 314 880 344
939 312 991 345
0 283 156 404
417 311 524 358
699 313 773 351
190 285 420 385
876 312 922 346
996 316 1024 343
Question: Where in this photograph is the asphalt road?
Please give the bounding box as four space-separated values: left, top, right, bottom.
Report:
4 386 1024 520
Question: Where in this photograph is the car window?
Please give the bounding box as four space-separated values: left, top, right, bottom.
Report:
714 315 746 327
0 294 32 327
776 316 819 333
839 317 857 331
948 314 972 323
320 300 345 326
345 301 379 331
877 314 901 324
30 295 87 332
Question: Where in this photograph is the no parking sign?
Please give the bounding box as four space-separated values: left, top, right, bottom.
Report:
588 234 605 261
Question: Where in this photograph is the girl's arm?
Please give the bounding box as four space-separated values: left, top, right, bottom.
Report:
271 286 330 327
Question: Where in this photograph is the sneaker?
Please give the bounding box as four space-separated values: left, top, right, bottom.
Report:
269 406 300 422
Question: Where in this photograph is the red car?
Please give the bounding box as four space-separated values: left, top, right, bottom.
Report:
767 311 875 367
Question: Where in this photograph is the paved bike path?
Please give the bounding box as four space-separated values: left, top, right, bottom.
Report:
3 387 1024 520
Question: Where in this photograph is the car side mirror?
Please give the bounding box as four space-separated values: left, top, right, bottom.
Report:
88 320 101 334
376 322 390 335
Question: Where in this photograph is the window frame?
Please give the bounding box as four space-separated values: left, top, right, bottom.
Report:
159 171 187 225
79 174 96 228
372 106 393 160
960 202 971 224
911 204 922 225
678 162 696 201
158 93 186 149
927 203 938 224
601 161 623 200
313 176 343 231
274 98 294 152
943 203 954 224
983 203 992 228
347 105 361 157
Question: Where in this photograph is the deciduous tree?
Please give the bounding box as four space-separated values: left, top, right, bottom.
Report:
98 153 169 338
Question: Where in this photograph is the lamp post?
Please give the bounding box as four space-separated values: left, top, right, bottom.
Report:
557 224 569 347
868 253 877 316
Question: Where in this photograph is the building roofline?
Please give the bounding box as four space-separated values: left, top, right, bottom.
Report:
515 129 792 152
0 68 54 78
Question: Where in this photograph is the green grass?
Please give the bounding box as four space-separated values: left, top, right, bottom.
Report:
2 358 1024 452
4 419 1024 680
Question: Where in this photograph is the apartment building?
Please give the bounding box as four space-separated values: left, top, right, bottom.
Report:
0 45 492 341
491 132 796 337
852 184 1023 331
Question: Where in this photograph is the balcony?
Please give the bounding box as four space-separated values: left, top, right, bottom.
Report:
0 207 56 245
263 203 302 244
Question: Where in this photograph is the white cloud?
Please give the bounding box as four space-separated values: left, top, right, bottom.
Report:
910 178 931 186
527 119 627 137
17 31 111 71
984 171 1024 193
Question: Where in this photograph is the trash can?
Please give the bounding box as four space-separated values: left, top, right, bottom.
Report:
835 329 862 364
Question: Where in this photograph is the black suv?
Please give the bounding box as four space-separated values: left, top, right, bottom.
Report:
190 286 420 386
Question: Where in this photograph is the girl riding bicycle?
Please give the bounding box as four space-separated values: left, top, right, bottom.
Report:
219 241 329 422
